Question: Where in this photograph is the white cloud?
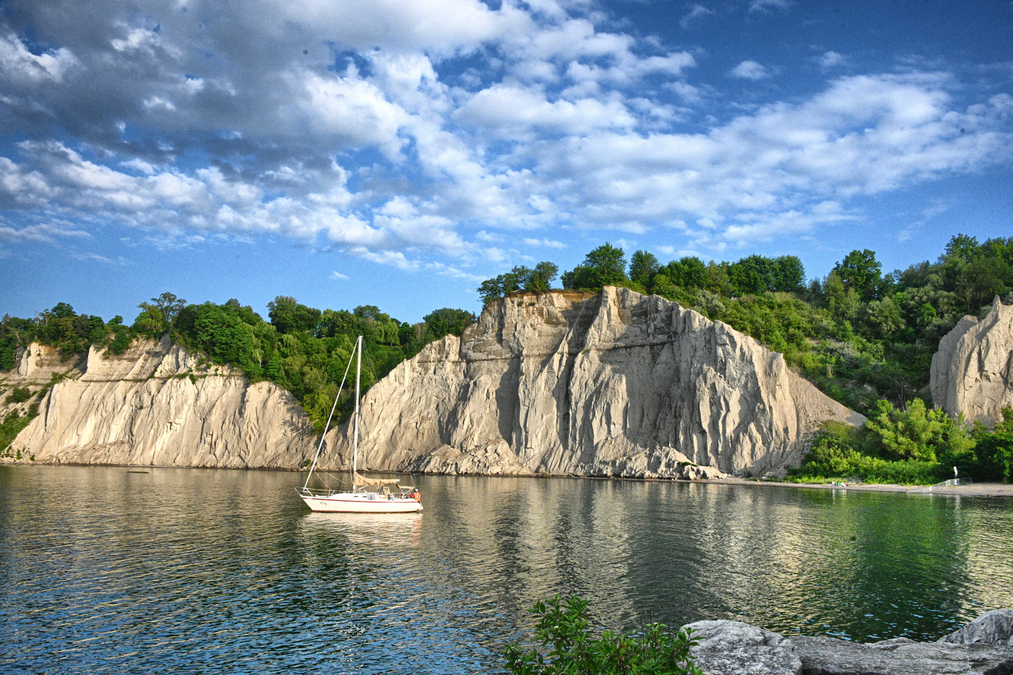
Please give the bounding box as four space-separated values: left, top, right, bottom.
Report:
329 271 350 280
681 5 715 29
425 261 485 281
819 51 846 69
294 70 409 161
457 84 636 135
749 0 793 12
1 0 1011 273
347 246 420 270
0 221 90 243
0 33 77 84
729 60 770 80
524 238 567 248
70 251 129 265
721 201 856 244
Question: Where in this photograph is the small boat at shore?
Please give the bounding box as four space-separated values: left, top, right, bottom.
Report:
296 335 423 514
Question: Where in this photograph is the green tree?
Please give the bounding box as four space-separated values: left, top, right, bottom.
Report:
267 296 322 334
728 254 773 295
584 242 628 286
955 256 1011 311
666 257 707 290
176 303 256 369
944 233 980 263
703 261 733 295
525 262 559 293
133 302 166 335
478 263 559 304
629 250 661 286
562 243 628 290
152 292 188 328
834 249 882 302
771 255 805 293
423 308 476 339
864 398 958 462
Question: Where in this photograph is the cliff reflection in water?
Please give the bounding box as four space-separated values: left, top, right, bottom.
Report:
2 466 1012 674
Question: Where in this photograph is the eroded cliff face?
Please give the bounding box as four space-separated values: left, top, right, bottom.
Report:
931 297 1013 426
2 288 863 477
1 336 316 468
325 287 863 478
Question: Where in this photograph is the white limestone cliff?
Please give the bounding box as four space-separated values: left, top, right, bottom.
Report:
931 297 1013 426
324 287 863 478
2 288 863 477
1 336 316 468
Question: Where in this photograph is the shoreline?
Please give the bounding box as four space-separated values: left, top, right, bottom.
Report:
4 460 1013 497
714 476 1013 498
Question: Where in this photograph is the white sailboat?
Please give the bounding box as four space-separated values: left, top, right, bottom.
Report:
296 335 423 513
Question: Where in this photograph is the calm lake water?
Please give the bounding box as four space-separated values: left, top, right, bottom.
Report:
2 466 1013 673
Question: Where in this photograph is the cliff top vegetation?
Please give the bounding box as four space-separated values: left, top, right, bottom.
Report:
3 232 1013 483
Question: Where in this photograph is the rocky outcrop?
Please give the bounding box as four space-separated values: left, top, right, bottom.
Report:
326 287 863 478
688 620 801 674
687 609 1013 675
3 288 862 476
1 337 315 468
931 297 1013 426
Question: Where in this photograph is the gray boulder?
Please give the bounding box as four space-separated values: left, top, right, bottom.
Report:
940 609 1013 648
685 611 1013 675
687 620 801 675
791 635 1013 675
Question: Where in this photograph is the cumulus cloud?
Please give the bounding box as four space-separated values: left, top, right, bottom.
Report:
347 246 420 270
0 221 90 243
818 51 846 69
680 5 715 29
0 32 77 84
730 60 770 80
0 0 1010 271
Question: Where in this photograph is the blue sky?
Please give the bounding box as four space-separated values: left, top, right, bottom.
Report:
1 0 1011 324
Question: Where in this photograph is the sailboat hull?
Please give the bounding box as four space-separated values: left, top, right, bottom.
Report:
299 492 424 513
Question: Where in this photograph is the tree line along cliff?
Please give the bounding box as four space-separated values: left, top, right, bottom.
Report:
2 232 1013 480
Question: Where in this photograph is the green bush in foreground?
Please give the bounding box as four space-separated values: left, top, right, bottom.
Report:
503 595 703 675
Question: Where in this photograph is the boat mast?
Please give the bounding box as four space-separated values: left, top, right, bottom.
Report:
352 335 362 485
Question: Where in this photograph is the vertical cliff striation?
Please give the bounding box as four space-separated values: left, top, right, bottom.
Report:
324 287 863 478
931 296 1013 426
3 288 863 477
1 336 316 467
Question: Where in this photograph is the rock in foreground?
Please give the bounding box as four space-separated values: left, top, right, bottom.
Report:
687 609 1013 675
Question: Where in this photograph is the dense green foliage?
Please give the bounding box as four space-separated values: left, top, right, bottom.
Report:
789 404 1013 485
0 410 35 460
503 595 702 675
478 262 559 304
1 295 475 434
562 242 630 290
0 379 50 460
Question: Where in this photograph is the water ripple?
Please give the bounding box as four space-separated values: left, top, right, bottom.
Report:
2 468 1013 673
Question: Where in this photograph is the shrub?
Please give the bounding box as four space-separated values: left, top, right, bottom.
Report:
974 430 1013 483
4 387 31 405
789 420 947 485
503 595 703 675
863 398 967 462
